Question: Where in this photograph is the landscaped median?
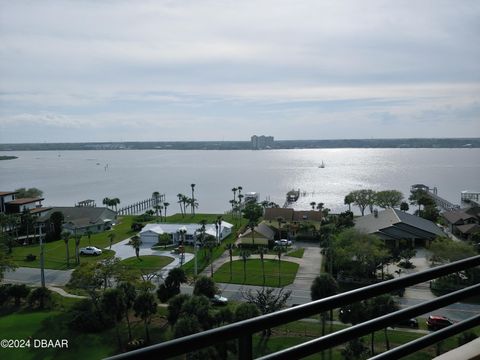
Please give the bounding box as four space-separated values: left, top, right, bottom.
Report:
213 259 299 287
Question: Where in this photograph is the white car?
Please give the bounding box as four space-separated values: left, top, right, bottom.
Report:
79 246 102 256
275 239 292 246
211 294 228 305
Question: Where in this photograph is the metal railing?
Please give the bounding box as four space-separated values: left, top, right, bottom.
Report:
106 255 480 360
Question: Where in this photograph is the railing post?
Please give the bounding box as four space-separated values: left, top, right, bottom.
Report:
239 334 253 360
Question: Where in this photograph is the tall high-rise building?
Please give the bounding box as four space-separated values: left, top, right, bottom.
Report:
251 135 274 149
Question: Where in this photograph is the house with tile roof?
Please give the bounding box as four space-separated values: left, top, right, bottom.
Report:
354 208 445 247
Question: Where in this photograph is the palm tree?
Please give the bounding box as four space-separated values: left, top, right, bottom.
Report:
182 195 190 216
276 216 284 239
152 191 161 206
118 282 136 342
177 193 184 217
204 235 216 277
101 288 126 349
258 246 268 285
189 197 199 216
344 194 354 212
133 292 157 343
237 186 243 200
232 187 238 202
238 194 244 205
316 202 324 212
62 231 71 267
310 201 316 210
154 204 163 222
85 230 92 245
163 202 170 222
311 274 339 360
216 216 223 244
225 243 236 280
107 232 116 250
102 197 111 208
239 249 250 283
190 184 196 216
247 220 257 247
74 232 82 265
274 245 286 286
112 198 120 212
130 235 142 258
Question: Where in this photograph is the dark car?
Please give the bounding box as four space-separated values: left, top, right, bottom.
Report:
426 315 454 330
395 318 419 329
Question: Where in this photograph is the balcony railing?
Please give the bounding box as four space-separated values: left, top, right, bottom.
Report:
106 255 480 360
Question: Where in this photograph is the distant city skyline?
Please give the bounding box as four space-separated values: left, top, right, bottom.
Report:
1 1 479 143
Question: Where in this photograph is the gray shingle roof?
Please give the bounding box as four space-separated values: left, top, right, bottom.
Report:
355 208 444 240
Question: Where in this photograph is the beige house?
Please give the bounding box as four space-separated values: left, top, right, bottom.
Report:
239 223 275 246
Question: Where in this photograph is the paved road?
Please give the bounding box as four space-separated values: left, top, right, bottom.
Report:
3 267 73 286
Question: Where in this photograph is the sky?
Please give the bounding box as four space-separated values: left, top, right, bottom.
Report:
0 0 479 143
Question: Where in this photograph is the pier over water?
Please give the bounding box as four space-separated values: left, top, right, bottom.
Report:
411 184 461 212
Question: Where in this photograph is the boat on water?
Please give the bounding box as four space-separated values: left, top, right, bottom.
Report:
286 189 300 202
318 161 325 168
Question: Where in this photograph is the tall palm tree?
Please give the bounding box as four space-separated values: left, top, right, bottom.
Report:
237 186 243 199
182 195 190 216
238 194 244 205
190 184 196 216
232 187 238 202
276 216 284 239
163 202 170 222
112 198 120 212
154 204 163 222
204 235 216 277
107 232 116 250
177 194 184 217
152 191 161 206
258 246 268 285
225 243 236 280
216 216 223 244
74 231 82 265
62 231 71 267
130 235 142 259
310 201 316 210
239 249 251 283
311 274 339 360
102 197 111 208
274 245 286 286
248 220 257 247
316 202 324 212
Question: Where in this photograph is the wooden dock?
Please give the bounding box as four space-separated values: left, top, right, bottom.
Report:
117 194 165 215
410 184 460 212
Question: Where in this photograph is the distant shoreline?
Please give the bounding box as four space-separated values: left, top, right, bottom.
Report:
0 155 18 160
0 138 479 151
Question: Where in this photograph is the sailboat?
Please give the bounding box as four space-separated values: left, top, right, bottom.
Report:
318 161 325 168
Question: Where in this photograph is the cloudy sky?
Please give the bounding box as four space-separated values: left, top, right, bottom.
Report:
0 0 479 143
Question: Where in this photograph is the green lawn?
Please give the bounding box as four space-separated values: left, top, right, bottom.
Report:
119 255 173 274
213 259 299 287
9 216 136 270
286 248 304 258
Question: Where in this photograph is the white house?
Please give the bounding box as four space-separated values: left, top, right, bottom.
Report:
139 221 233 246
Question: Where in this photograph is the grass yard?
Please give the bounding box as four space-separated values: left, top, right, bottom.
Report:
9 216 136 270
119 255 173 275
286 248 304 258
213 259 299 287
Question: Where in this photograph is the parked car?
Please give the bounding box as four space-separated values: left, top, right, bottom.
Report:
211 294 228 305
274 239 292 246
395 318 419 329
426 315 454 330
79 246 102 256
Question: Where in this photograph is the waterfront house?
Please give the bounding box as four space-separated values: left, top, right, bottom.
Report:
442 206 480 240
0 191 17 213
238 223 275 246
264 208 322 222
354 208 445 247
37 206 117 235
139 221 233 246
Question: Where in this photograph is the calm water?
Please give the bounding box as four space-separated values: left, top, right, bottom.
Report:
1 149 479 214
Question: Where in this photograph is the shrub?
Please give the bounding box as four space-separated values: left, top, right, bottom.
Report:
27 287 53 309
0 284 12 306
193 276 217 299
25 254 37 261
68 299 113 332
9 284 30 306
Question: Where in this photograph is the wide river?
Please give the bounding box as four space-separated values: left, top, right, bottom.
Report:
1 149 478 214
